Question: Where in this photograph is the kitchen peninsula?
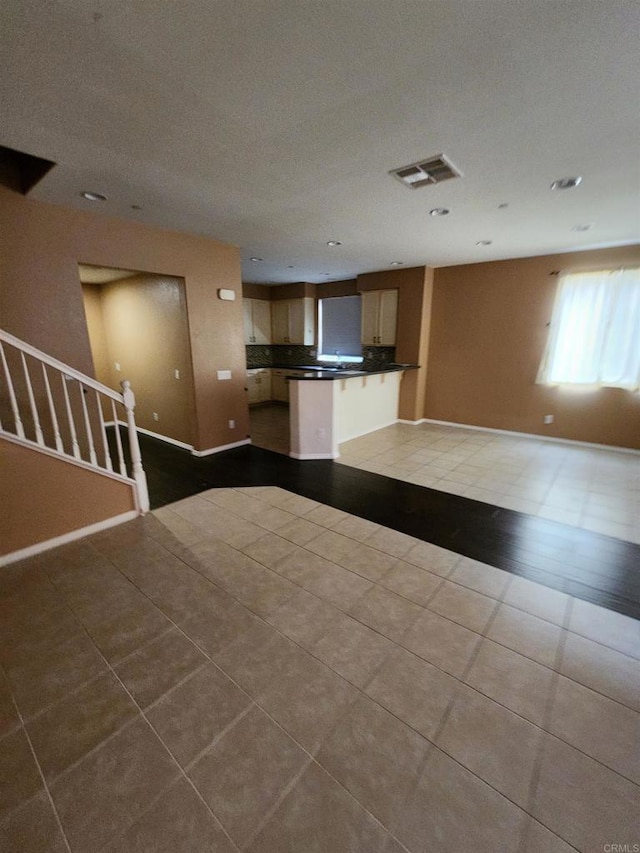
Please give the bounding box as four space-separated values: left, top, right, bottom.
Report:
288 365 417 460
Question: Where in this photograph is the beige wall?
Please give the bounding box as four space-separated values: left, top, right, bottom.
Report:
242 283 272 300
0 185 248 452
82 283 110 379
426 245 640 449
242 282 317 300
82 274 196 446
0 437 136 556
316 280 358 299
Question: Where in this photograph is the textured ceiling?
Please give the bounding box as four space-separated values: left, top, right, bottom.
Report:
1 0 639 284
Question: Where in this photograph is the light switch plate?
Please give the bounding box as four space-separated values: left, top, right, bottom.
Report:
217 369 232 380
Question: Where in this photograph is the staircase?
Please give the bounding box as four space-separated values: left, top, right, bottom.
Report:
1 329 149 563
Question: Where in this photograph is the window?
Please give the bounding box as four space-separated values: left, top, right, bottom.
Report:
318 295 363 362
537 267 640 390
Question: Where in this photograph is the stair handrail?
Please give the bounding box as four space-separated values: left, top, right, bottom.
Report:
0 330 123 400
0 328 149 513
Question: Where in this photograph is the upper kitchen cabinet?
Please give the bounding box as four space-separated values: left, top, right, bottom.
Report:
243 298 272 344
361 289 398 345
271 297 315 345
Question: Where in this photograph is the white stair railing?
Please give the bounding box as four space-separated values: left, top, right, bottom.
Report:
0 329 149 513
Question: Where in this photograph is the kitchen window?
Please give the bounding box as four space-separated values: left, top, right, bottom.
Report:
537 267 640 389
318 295 364 363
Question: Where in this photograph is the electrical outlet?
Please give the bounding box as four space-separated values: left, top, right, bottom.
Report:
174 369 180 379
543 414 554 424
114 362 121 371
228 419 235 429
153 412 159 421
316 427 326 439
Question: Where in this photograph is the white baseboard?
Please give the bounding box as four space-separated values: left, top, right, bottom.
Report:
135 425 193 451
338 418 400 445
0 511 139 567
289 451 337 460
192 438 251 457
420 418 640 455
106 420 194 451
396 418 427 425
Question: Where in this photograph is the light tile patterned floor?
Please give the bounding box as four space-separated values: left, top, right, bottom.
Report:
2 488 639 852
338 422 640 543
249 408 640 544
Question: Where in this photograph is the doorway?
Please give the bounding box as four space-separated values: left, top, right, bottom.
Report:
80 264 196 449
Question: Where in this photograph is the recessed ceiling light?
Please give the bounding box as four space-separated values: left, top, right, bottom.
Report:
476 240 492 246
326 240 342 247
429 208 450 216
498 203 509 209
550 177 582 191
250 257 263 262
81 191 107 202
572 224 592 232
389 261 404 266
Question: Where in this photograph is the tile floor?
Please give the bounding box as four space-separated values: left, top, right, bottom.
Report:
249 408 639 544
2 487 639 852
338 422 640 544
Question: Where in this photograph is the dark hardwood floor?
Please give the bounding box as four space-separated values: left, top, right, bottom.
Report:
135 432 640 621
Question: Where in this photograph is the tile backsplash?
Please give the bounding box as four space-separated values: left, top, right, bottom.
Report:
246 345 396 371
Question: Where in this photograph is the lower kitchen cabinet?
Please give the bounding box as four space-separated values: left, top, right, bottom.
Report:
247 369 272 404
271 369 289 402
248 367 311 404
269 368 310 403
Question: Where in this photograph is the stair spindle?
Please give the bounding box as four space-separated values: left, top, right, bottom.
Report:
0 340 25 439
20 352 44 445
61 374 81 459
111 398 127 477
41 363 64 453
96 392 113 471
79 382 98 465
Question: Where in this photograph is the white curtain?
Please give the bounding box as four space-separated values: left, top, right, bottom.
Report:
538 267 640 390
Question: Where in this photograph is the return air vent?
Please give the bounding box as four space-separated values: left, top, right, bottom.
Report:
390 154 462 189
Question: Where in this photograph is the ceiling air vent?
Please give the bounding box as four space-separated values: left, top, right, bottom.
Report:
390 154 462 189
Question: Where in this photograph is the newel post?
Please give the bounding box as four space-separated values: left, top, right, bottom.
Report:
121 380 150 513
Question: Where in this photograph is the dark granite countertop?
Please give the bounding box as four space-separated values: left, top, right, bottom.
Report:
249 363 419 380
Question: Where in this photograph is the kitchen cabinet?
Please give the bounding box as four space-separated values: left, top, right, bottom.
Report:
243 299 272 344
271 369 289 402
247 368 272 404
271 298 315 344
270 368 310 403
361 290 398 345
